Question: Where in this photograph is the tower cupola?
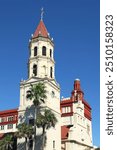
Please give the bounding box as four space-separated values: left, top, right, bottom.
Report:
74 79 81 91
28 9 55 79
71 78 84 101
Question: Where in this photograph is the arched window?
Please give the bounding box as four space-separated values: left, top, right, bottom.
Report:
42 46 46 56
34 46 37 56
50 49 52 58
33 64 37 76
50 67 53 78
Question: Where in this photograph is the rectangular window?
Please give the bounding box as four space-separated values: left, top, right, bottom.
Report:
62 107 65 113
8 116 14 122
53 140 55 149
67 106 71 113
0 125 4 130
62 106 71 113
65 107 67 113
1 117 5 122
7 124 13 129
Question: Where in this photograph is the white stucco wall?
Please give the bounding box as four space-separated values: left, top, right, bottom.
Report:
0 123 17 134
29 38 55 79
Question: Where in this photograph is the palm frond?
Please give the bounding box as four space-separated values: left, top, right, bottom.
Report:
36 109 58 134
17 123 34 138
26 82 47 107
0 134 13 149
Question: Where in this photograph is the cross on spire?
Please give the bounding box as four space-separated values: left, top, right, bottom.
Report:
41 7 44 21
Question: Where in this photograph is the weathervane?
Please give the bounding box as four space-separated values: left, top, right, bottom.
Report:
41 7 44 21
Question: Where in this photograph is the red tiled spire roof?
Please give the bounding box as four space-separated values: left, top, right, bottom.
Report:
33 20 49 38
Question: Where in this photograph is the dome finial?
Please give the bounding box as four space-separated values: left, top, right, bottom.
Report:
75 78 80 81
41 7 44 21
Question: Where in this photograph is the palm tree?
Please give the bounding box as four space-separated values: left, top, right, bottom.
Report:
17 123 34 150
0 138 4 149
0 137 6 150
36 109 58 150
0 134 13 150
26 82 47 147
26 83 47 107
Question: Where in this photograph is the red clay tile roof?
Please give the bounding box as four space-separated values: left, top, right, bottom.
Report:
33 20 48 38
61 98 91 109
61 126 69 140
0 108 18 115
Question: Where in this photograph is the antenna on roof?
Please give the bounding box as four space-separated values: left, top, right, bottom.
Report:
41 7 44 21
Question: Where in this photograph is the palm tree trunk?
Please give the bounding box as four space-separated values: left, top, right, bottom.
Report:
34 106 37 150
25 137 28 150
41 127 45 150
26 142 28 150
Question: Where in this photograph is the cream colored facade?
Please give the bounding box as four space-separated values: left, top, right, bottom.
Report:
61 97 93 150
28 38 55 79
0 123 17 134
61 78 93 150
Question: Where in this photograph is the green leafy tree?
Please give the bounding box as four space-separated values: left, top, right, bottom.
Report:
0 134 13 150
17 123 34 150
26 82 47 148
36 109 58 150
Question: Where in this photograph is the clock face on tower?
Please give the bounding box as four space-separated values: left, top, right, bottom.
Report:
51 91 55 98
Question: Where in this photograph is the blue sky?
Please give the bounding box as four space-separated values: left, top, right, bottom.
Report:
0 0 100 147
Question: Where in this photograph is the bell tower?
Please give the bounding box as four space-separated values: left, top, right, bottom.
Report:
28 16 55 79
18 9 61 150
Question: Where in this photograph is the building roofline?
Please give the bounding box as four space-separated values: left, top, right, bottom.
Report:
0 108 18 115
